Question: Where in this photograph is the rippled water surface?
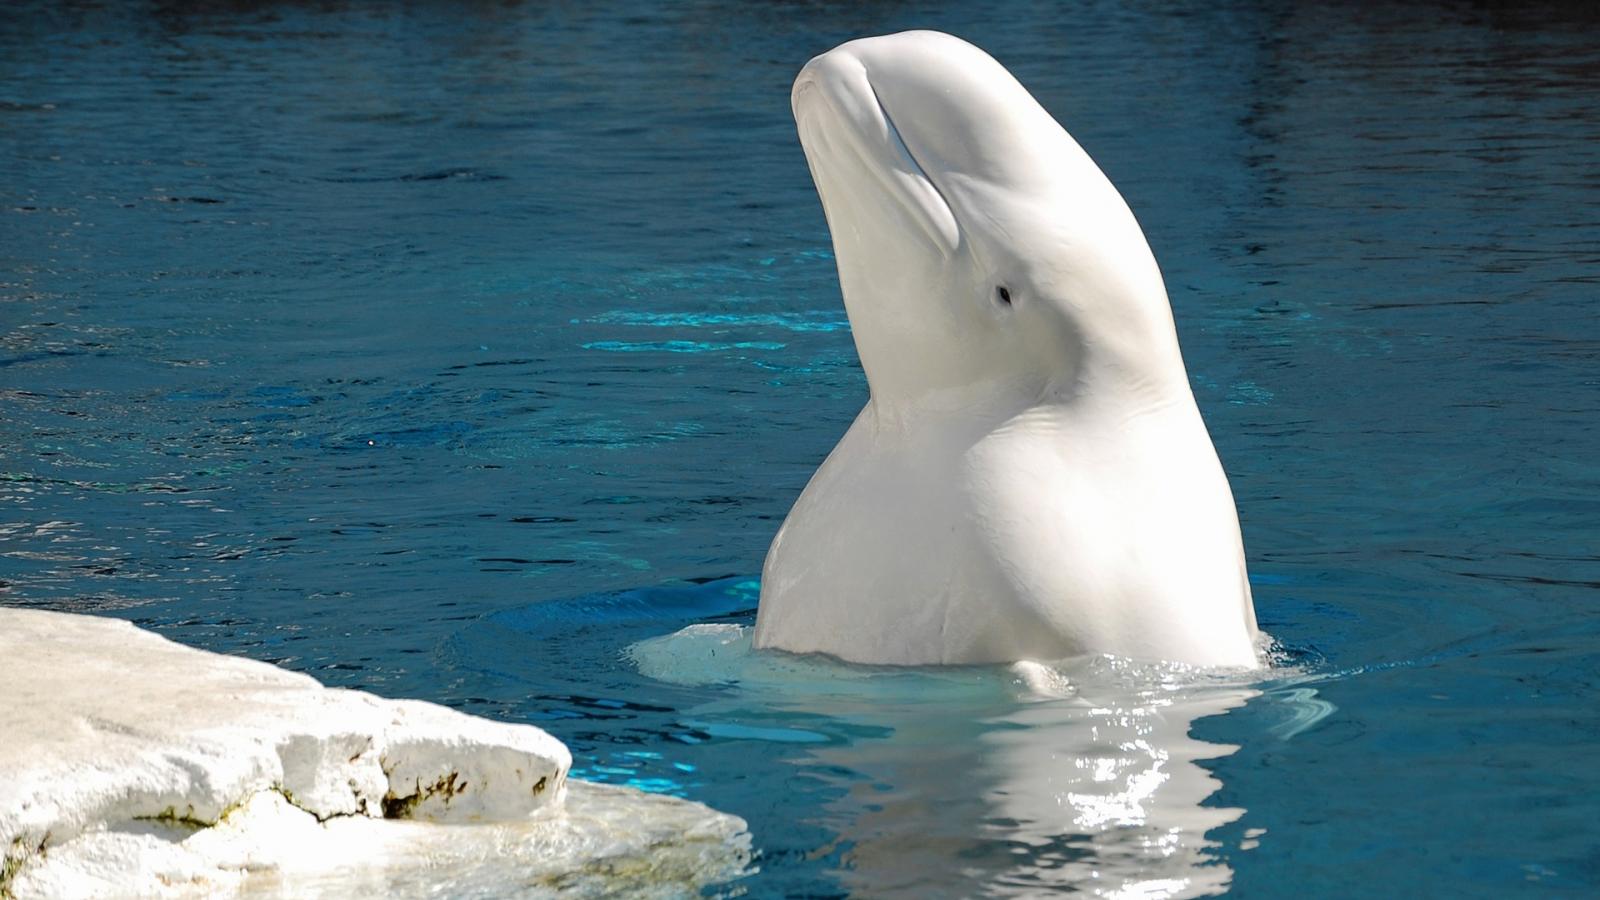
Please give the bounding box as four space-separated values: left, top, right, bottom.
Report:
4 1 1599 897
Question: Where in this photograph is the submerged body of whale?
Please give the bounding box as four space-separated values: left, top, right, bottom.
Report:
753 31 1260 667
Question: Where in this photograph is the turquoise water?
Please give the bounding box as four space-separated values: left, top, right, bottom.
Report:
4 1 1599 896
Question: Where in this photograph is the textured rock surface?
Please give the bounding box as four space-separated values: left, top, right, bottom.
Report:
0 608 749 898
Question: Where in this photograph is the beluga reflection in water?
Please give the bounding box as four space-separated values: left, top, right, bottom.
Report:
631 624 1283 898
755 31 1260 668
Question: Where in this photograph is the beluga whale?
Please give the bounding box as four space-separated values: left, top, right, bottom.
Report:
753 31 1261 668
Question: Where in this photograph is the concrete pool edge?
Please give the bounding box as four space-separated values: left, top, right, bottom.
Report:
0 608 751 897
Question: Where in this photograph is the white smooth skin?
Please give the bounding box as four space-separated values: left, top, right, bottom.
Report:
753 30 1260 667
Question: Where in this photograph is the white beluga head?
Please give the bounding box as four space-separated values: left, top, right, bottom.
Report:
759 31 1260 668
790 30 1187 413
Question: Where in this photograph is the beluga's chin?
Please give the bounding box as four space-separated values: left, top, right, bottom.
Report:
753 31 1261 668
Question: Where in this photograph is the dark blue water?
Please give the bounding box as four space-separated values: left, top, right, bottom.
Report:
4 1 1599 896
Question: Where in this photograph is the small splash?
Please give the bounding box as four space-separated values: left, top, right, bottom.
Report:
1007 659 1076 698
1263 687 1338 739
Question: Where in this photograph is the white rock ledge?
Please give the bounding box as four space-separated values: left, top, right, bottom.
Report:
0 608 750 898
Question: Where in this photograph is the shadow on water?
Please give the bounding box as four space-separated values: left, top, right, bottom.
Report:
449 577 1334 898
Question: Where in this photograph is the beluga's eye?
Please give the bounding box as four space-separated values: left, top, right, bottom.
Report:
995 286 1012 308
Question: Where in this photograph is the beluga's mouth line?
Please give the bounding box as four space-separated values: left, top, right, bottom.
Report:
866 80 960 252
794 53 960 255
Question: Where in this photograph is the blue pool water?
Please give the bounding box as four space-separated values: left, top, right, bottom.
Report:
4 1 1599 896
